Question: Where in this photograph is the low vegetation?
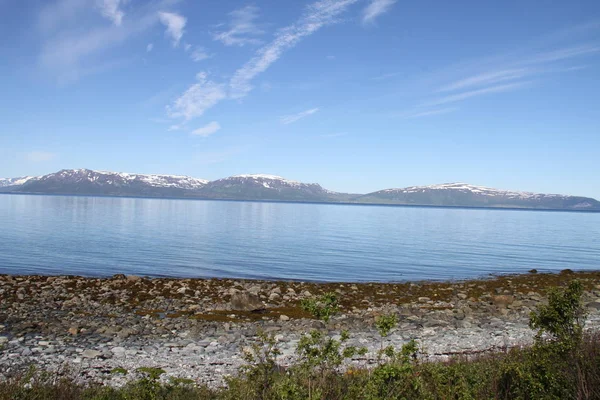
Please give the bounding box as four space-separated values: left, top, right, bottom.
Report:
2 280 600 399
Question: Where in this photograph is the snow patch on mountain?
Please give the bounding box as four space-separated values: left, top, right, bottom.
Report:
2 169 208 190
220 174 315 188
0 176 35 187
381 182 568 200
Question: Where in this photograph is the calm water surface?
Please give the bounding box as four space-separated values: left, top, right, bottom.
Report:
0 194 598 282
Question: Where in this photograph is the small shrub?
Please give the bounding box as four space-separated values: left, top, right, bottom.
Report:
529 280 586 350
499 280 587 399
375 313 398 338
110 367 128 375
136 367 166 381
168 376 195 386
300 292 339 322
237 330 282 399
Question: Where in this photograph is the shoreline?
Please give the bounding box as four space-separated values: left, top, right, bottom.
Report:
1 268 598 285
2 270 600 387
3 191 600 213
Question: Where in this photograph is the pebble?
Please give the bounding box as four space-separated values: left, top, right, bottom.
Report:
82 349 102 358
2 273 600 388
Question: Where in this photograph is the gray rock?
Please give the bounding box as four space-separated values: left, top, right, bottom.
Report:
271 287 282 295
82 349 102 358
269 293 281 301
230 292 265 312
111 346 126 356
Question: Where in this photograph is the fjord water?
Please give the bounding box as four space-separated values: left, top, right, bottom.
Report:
1 194 598 282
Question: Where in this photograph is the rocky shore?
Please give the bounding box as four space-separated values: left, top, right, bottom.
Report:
1 271 600 387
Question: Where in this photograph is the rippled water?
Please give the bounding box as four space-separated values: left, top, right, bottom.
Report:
0 194 598 282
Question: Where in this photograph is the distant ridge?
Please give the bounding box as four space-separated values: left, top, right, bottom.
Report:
1 169 598 211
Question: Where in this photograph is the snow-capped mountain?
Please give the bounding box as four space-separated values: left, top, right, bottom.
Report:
195 174 337 201
0 169 208 197
357 183 600 210
1 170 598 210
0 176 35 188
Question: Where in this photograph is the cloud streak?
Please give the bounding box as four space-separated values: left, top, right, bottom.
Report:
398 108 458 119
25 151 57 163
437 68 530 93
394 35 600 119
192 121 221 137
280 108 320 124
523 43 600 65
213 5 264 47
167 72 227 121
190 47 211 62
229 0 359 99
362 0 396 24
424 81 531 107
97 0 127 26
168 0 358 125
38 0 177 82
159 11 186 47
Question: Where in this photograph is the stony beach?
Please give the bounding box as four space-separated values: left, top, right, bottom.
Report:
1 271 600 388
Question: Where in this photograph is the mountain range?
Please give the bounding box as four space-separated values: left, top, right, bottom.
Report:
1 169 598 211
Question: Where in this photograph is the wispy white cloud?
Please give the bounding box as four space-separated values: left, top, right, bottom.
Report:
213 5 264 47
229 0 359 99
38 0 174 82
371 71 402 81
97 0 127 26
168 124 183 131
159 11 186 47
556 65 589 72
397 107 458 119
362 0 396 24
424 81 531 107
37 0 88 33
394 33 600 119
184 42 191 51
523 43 600 65
438 68 530 92
191 121 221 137
167 72 227 121
25 151 57 163
146 43 153 52
190 47 212 62
167 0 358 125
280 108 320 124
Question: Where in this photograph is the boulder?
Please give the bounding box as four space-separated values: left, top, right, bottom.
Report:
493 295 514 308
230 292 265 312
587 301 600 310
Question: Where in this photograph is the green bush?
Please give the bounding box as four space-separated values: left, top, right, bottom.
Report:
498 280 588 400
300 292 339 322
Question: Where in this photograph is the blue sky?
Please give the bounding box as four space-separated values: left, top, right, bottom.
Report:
1 0 599 198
